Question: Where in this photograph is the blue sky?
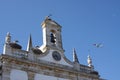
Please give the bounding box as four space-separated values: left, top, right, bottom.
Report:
0 0 120 80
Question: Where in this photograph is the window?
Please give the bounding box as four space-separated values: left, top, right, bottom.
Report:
50 30 56 44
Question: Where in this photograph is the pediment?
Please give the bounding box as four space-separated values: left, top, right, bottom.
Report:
38 50 73 67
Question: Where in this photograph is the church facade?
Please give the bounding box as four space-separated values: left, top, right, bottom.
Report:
0 17 102 80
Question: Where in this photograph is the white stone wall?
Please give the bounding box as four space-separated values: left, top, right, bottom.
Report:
10 69 70 80
35 73 69 80
10 69 28 80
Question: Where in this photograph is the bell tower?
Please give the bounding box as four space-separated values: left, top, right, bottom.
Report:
0 16 102 80
40 16 64 53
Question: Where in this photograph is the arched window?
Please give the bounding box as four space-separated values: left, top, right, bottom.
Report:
50 30 56 44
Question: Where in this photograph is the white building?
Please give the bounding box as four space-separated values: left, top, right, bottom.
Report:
0 16 103 80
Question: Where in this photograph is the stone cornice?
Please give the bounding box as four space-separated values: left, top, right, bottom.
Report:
1 54 99 79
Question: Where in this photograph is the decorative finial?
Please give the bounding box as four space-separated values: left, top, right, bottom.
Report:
73 48 79 63
5 32 11 43
7 32 10 37
87 55 94 68
27 34 33 51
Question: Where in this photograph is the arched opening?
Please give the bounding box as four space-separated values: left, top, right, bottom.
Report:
50 30 56 44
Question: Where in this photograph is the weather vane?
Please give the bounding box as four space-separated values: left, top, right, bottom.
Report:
48 14 52 17
46 14 52 19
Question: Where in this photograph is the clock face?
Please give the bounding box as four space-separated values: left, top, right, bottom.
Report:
52 51 61 61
